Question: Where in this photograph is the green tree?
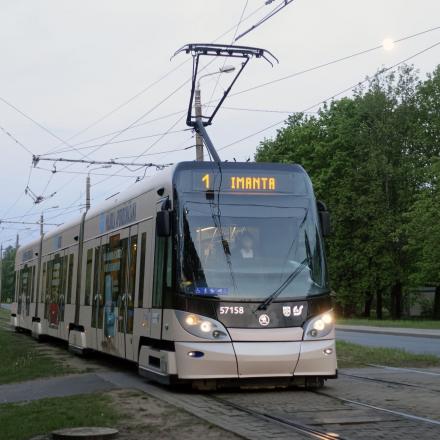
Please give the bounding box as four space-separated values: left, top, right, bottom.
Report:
404 66 440 319
256 65 428 318
1 245 16 303
404 161 440 319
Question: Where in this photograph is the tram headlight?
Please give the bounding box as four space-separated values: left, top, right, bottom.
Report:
176 311 230 341
303 311 334 340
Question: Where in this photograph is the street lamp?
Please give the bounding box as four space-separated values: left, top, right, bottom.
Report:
195 66 236 161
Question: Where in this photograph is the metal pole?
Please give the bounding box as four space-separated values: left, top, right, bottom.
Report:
194 88 204 161
86 174 91 211
15 234 19 250
40 213 44 236
195 119 221 163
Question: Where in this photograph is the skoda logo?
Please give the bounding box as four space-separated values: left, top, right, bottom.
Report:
258 314 270 326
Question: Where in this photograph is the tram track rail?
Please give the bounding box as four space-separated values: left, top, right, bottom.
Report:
314 390 440 427
208 394 348 440
339 371 440 394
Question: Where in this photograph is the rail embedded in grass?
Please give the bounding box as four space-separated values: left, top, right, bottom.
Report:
336 340 440 369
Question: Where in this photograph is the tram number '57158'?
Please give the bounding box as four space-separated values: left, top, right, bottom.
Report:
219 306 244 315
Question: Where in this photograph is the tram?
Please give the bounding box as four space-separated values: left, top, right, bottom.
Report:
11 161 337 388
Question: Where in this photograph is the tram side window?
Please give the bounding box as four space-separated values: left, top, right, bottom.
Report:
67 254 74 304
93 246 101 300
42 262 47 305
128 236 137 298
152 236 172 308
14 270 18 302
138 232 147 308
61 255 68 304
85 248 93 305
30 266 35 302
44 260 52 319
126 236 137 333
101 234 123 338
117 238 128 333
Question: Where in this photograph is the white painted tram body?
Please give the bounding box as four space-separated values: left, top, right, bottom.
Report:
11 162 337 388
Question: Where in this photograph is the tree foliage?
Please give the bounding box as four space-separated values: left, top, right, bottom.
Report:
1 246 16 303
255 65 440 318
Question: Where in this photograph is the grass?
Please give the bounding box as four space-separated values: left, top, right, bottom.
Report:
0 393 119 440
336 340 440 369
0 308 75 384
337 318 440 329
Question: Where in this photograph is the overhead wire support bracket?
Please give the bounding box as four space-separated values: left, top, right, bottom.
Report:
173 43 278 162
31 155 172 170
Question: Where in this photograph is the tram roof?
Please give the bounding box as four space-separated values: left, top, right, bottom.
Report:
17 161 306 255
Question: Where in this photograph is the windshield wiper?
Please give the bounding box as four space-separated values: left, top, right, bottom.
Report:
256 257 308 311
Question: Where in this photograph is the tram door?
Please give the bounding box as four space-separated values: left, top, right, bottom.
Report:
96 227 137 360
91 236 103 351
117 225 137 361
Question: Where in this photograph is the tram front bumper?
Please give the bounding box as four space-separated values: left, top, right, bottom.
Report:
174 339 337 380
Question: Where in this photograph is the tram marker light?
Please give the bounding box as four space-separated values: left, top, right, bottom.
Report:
200 321 213 333
188 351 204 358
185 315 198 326
313 319 325 331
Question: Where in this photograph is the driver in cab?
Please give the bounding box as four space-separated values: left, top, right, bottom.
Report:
238 232 255 260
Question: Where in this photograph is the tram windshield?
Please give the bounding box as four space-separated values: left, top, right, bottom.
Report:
179 196 328 300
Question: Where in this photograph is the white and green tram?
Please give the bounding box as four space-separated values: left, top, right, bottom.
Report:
11 161 337 388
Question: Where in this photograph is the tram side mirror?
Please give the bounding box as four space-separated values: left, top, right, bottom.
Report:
156 211 171 237
317 200 331 237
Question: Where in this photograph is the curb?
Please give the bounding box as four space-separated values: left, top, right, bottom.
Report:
336 325 440 340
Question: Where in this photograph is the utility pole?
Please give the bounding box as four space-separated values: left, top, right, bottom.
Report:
15 234 19 250
86 174 91 212
193 66 236 162
194 87 204 162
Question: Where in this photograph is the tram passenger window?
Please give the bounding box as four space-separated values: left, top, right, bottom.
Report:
61 255 68 303
138 233 147 308
67 254 74 304
152 237 172 308
30 266 35 302
93 246 101 299
91 246 102 329
101 234 122 338
127 236 137 333
85 248 93 305
118 238 128 333
42 262 47 305
45 260 52 319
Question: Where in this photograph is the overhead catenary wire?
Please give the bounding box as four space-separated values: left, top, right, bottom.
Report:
218 38 440 152
40 0 269 158
0 124 34 155
234 0 296 42
4 1 295 224
5 12 436 243
223 25 440 100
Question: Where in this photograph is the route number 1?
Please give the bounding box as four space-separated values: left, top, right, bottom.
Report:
202 173 210 189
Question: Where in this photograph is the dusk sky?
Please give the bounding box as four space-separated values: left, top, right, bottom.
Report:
1 0 439 245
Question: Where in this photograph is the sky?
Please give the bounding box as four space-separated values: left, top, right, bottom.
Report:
1 0 440 246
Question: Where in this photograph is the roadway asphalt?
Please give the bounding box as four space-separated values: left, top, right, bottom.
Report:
337 329 440 357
